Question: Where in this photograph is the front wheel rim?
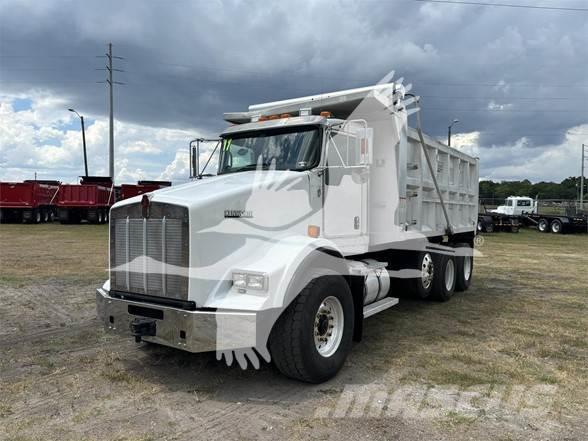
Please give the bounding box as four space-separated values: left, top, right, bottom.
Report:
445 259 455 291
314 296 344 358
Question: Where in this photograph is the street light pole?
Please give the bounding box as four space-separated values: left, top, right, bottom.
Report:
80 115 88 177
69 108 89 177
448 119 460 147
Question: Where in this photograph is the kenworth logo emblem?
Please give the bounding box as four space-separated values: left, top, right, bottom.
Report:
224 209 253 218
141 194 151 218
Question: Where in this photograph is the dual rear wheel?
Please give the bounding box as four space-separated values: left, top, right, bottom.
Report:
410 243 473 301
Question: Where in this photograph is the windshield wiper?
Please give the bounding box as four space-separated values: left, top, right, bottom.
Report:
224 163 272 174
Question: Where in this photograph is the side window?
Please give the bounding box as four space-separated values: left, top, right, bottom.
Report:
517 200 530 207
506 199 513 207
326 130 360 167
231 146 255 168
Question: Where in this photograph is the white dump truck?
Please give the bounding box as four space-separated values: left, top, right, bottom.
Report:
97 82 479 382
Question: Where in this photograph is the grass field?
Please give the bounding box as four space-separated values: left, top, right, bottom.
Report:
0 224 586 440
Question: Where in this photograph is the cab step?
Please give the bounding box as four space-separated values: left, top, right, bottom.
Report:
363 297 399 318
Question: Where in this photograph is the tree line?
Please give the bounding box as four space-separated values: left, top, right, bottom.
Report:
479 177 584 200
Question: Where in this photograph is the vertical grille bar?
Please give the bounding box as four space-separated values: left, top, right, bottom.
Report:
162 216 167 297
110 203 188 301
125 216 130 290
142 217 148 292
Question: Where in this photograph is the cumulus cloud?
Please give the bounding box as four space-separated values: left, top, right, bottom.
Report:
0 92 204 183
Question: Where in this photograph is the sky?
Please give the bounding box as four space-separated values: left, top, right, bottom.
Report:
0 0 587 184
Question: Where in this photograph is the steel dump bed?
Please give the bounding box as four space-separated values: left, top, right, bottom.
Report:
0 180 60 208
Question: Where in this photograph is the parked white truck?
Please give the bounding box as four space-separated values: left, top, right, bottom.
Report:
97 82 479 382
491 196 537 216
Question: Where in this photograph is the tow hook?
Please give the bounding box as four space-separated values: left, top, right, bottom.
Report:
130 318 156 343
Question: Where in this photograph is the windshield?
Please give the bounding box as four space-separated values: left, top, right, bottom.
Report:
219 127 321 174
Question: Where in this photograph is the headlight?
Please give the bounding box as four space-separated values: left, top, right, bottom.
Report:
232 271 268 291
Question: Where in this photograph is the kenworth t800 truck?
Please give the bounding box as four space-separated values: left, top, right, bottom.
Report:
97 81 479 383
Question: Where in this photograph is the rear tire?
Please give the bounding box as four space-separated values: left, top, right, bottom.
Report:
409 251 435 299
42 209 49 223
538 218 549 232
484 223 494 233
59 209 72 224
550 219 562 234
453 243 473 292
269 271 354 383
432 253 456 301
33 209 41 224
97 210 104 224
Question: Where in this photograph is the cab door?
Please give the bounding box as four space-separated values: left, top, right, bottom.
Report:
322 125 370 252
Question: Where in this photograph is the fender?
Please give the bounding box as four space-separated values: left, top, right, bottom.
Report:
206 234 345 312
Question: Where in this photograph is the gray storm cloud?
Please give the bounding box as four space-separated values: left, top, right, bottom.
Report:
0 0 587 181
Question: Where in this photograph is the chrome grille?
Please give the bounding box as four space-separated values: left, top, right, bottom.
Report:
110 203 189 300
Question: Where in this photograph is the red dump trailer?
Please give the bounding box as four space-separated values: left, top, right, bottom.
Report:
119 180 172 201
57 176 115 224
0 180 61 223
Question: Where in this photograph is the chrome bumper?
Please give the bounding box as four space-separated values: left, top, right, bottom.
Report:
96 288 257 353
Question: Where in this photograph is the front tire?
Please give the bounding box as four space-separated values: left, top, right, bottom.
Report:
269 272 354 383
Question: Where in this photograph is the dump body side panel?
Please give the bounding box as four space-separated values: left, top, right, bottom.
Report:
0 181 60 208
57 184 114 208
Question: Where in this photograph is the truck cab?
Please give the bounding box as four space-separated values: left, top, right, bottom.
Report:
492 196 537 216
97 82 479 382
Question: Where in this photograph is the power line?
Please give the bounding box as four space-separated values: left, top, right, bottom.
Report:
414 0 588 12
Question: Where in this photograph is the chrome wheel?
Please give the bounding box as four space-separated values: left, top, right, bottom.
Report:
421 253 434 290
314 296 344 358
445 258 456 291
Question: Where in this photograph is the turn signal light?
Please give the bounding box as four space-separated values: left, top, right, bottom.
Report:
308 225 320 238
280 113 290 118
320 111 332 118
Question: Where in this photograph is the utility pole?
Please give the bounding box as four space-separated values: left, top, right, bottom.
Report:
108 43 114 180
97 43 124 182
581 144 587 210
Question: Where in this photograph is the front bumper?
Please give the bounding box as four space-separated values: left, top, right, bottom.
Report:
96 288 258 353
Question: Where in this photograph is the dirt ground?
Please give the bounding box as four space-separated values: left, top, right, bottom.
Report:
0 224 587 441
